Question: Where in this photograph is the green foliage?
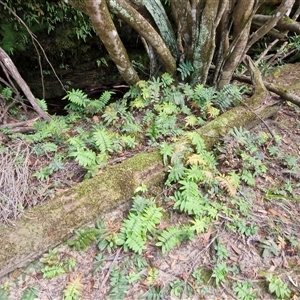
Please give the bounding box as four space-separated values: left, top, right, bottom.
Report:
1 1 93 53
109 268 129 300
36 98 48 112
160 142 174 165
265 274 291 299
177 61 194 81
212 262 228 286
156 225 194 254
41 265 65 279
67 227 100 251
64 89 113 115
20 286 39 300
0 287 11 300
116 197 163 254
63 276 83 300
92 128 115 154
233 281 257 300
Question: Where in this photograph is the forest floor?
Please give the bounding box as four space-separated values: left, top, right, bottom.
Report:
0 67 300 299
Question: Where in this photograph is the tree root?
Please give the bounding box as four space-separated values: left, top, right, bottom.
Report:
233 73 300 108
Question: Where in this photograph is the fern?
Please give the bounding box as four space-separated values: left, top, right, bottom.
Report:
120 135 137 149
109 268 129 300
36 98 48 112
213 84 243 110
20 286 39 300
63 275 83 300
160 142 174 165
69 147 97 167
166 161 185 184
193 84 216 107
185 132 206 154
216 173 239 197
161 72 174 87
41 265 65 279
67 227 100 251
92 128 114 153
117 198 163 254
86 90 114 114
177 61 194 81
141 206 163 232
63 89 90 113
156 226 193 254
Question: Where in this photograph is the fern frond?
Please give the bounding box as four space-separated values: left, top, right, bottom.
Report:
63 89 89 107
161 72 174 87
141 206 163 232
160 142 174 165
69 148 97 167
206 105 220 118
186 154 205 166
92 128 114 153
41 265 65 279
177 61 194 81
183 165 205 182
63 275 83 300
185 132 206 154
216 174 238 197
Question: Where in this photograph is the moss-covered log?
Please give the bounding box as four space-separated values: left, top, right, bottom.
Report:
0 152 165 278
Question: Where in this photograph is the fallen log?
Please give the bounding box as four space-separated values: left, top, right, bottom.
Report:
0 152 165 278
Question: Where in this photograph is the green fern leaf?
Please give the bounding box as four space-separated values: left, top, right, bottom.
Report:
41 265 65 279
160 142 174 165
156 226 192 254
177 61 194 81
141 206 163 232
63 275 83 300
69 148 97 167
20 286 39 300
92 128 114 153
63 89 89 108
185 132 206 154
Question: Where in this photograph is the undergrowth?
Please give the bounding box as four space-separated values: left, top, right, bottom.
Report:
1 75 299 299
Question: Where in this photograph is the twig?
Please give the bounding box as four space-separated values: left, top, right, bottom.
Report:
97 248 122 297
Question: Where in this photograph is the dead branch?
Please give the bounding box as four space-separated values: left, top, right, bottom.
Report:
0 47 50 120
233 73 300 108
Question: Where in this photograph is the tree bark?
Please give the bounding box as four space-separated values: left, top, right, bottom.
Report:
107 0 176 75
190 0 222 85
74 0 140 85
246 0 296 52
217 0 255 89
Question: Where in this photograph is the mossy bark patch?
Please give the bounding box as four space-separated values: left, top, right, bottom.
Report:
0 151 165 278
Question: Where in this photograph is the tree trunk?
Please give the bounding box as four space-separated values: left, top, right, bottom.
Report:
82 0 140 85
